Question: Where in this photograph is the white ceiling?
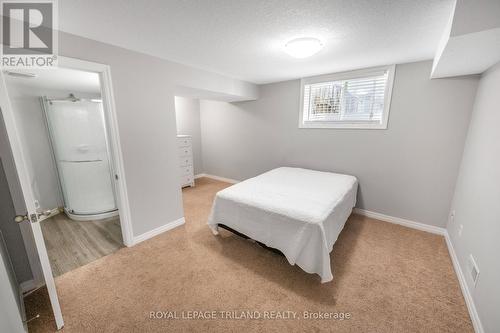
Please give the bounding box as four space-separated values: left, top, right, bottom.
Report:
59 0 455 84
4 67 100 93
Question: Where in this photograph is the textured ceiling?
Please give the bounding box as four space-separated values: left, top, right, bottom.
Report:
59 0 455 84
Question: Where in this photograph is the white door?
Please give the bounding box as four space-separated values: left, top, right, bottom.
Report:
0 76 64 329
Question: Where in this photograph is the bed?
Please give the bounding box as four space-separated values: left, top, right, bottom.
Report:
208 167 358 282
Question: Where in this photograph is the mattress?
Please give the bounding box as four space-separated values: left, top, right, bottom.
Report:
208 167 358 282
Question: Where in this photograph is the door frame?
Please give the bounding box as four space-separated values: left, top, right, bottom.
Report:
0 56 134 279
46 56 134 247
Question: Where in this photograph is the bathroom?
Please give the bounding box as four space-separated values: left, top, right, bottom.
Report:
4 67 124 277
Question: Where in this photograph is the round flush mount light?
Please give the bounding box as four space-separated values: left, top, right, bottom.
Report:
284 37 323 58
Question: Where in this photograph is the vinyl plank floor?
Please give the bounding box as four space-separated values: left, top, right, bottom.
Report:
40 213 124 277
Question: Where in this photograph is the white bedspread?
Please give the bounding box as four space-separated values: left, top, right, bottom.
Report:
207 167 358 282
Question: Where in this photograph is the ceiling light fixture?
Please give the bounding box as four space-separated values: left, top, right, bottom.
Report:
284 37 323 58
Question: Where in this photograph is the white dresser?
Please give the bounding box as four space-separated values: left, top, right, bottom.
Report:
177 135 195 187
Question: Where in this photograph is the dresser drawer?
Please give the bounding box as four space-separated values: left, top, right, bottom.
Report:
180 165 193 176
177 136 192 147
179 155 193 166
180 174 194 187
178 146 192 157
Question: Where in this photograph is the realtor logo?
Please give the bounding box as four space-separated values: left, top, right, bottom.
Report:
1 0 58 68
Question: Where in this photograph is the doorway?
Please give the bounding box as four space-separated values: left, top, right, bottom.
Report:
4 65 125 277
0 57 134 329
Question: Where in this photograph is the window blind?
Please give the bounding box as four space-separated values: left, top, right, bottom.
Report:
303 71 388 123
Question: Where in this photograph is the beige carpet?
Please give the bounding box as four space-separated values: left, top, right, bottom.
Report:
25 177 473 332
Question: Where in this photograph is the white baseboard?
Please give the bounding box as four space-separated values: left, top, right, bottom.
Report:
19 279 38 294
353 208 446 235
444 232 484 333
132 217 185 245
194 173 239 184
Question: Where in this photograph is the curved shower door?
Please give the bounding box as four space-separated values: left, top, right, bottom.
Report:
44 98 117 217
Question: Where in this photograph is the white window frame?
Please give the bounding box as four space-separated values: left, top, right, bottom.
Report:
299 64 396 129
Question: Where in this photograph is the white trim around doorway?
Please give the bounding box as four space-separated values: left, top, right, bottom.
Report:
1 56 135 289
57 56 134 247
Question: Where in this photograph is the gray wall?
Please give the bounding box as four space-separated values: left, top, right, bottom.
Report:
56 33 182 237
2 31 256 238
447 62 500 333
174 97 203 174
200 61 479 227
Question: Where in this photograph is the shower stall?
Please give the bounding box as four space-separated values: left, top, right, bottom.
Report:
42 95 118 221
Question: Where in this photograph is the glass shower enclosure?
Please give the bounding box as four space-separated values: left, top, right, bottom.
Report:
42 96 118 221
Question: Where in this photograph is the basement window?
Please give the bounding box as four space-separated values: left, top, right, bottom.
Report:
299 65 395 129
